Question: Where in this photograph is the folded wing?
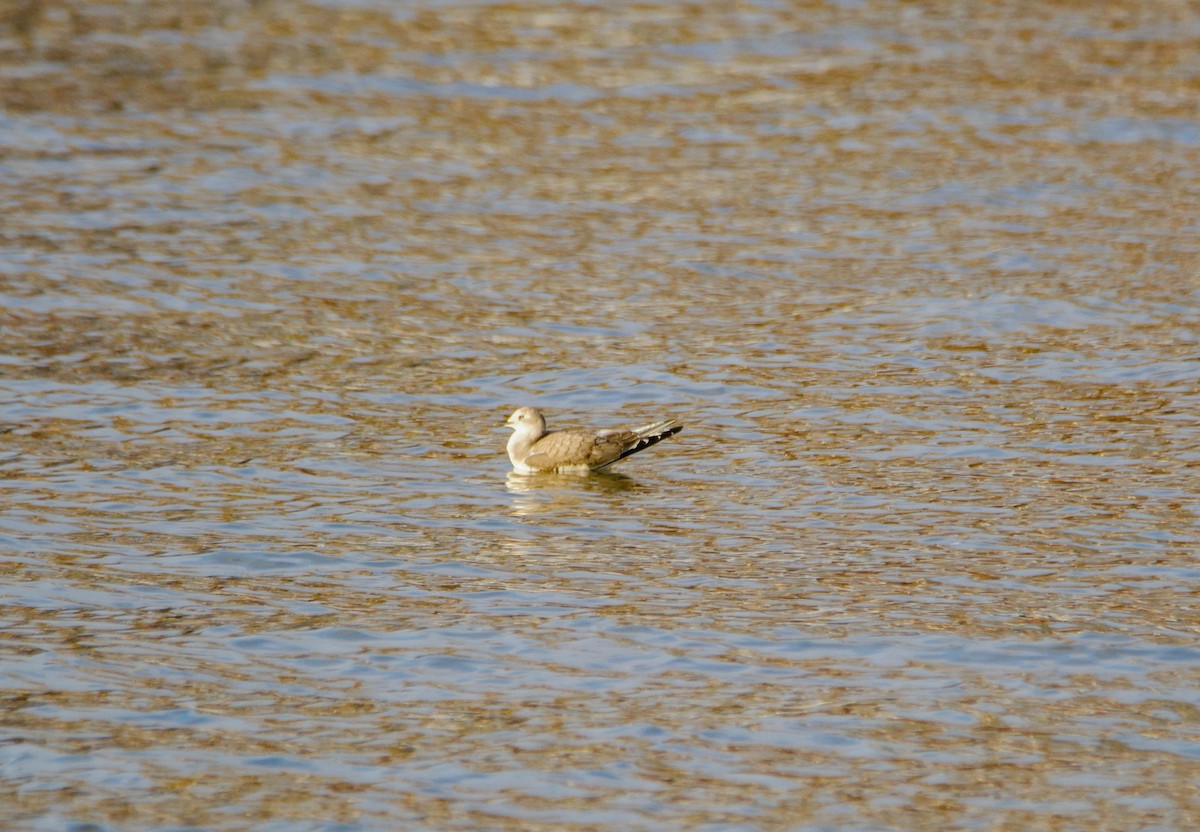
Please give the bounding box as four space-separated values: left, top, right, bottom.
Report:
521 419 682 472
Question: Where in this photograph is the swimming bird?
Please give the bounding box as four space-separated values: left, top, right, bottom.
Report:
504 406 682 474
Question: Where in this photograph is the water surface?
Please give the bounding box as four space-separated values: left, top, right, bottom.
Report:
2 1 1199 829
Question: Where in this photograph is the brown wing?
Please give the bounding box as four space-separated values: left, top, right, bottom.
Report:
522 429 635 471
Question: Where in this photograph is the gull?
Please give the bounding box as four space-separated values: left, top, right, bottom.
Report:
504 406 682 474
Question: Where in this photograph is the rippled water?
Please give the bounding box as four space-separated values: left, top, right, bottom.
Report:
3 0 1200 829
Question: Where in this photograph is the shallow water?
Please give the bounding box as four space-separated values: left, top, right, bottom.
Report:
2 0 1200 829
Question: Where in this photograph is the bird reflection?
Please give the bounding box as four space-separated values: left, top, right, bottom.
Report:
504 470 641 516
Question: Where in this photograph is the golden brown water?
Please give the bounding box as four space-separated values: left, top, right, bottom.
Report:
3 1 1200 829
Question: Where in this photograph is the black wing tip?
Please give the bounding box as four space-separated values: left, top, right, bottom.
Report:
617 424 683 461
